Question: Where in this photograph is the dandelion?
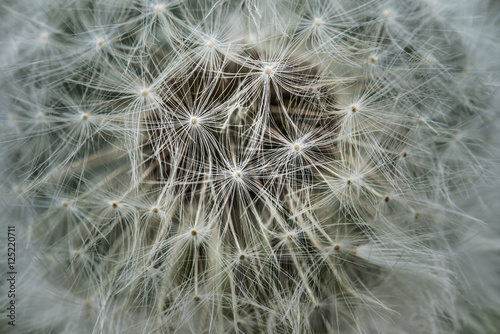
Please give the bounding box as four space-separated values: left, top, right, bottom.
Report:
1 0 500 333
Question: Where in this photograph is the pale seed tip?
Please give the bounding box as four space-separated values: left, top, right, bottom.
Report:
264 67 272 75
206 41 214 48
141 89 149 97
97 38 105 47
313 18 322 27
154 4 165 12
81 113 89 121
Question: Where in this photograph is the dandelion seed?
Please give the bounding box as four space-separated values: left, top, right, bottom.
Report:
191 229 197 236
41 32 49 42
264 67 272 75
190 116 199 125
111 201 118 209
206 41 214 48
96 38 105 48
81 113 89 121
141 89 149 97
151 207 159 213
313 18 323 27
36 112 44 120
62 200 69 207
369 56 377 64
350 105 357 113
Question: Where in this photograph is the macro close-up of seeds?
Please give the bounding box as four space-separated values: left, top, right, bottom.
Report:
1 0 500 333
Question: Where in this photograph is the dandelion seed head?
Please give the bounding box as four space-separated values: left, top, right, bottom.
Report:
2 1 500 333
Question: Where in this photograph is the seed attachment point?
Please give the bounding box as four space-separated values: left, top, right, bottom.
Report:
154 4 165 12
313 18 323 27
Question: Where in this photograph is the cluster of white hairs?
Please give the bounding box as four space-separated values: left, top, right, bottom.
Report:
1 0 500 333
